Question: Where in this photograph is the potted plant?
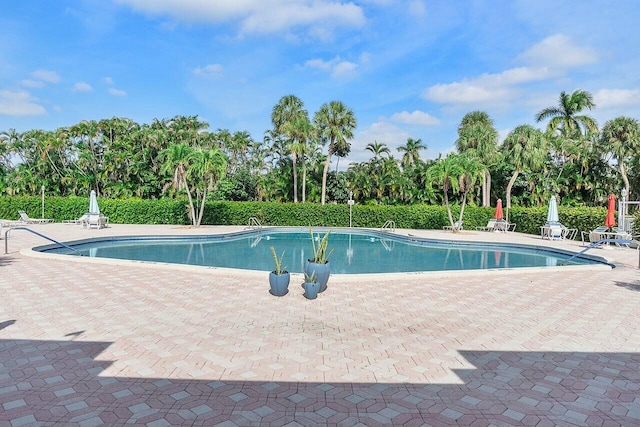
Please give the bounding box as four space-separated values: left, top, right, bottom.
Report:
304 228 333 293
303 271 319 300
269 246 290 297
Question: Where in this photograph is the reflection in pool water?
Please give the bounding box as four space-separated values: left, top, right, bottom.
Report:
40 229 604 274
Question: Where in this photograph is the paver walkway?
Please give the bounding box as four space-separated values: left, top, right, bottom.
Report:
1 224 639 426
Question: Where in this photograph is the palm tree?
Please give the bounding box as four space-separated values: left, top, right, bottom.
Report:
535 89 598 138
365 141 391 161
271 95 307 202
601 116 640 200
397 138 426 169
427 154 485 231
283 115 314 202
160 143 197 226
190 147 228 226
456 111 498 206
314 100 357 205
502 125 548 221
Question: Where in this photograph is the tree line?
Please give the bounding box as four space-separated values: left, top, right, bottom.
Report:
1 90 638 219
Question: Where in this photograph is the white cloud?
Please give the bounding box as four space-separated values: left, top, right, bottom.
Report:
21 79 45 88
348 120 411 164
423 34 597 106
518 34 598 69
594 88 640 109
194 64 224 78
303 56 357 78
29 69 61 84
0 90 47 116
73 82 93 92
115 0 365 36
104 77 114 85
108 88 127 96
390 110 440 126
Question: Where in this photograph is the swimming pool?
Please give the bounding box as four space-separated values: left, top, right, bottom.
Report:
38 228 607 274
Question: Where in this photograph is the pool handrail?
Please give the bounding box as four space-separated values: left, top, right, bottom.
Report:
246 217 262 230
380 220 396 233
5 226 78 255
564 237 633 263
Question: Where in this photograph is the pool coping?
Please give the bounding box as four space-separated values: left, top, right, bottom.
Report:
22 226 614 281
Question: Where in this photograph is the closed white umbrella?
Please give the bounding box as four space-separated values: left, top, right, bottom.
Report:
89 190 100 215
546 195 559 225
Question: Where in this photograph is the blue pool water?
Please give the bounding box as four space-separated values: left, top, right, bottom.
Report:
39 229 606 274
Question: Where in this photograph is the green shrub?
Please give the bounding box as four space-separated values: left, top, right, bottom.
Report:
0 196 610 235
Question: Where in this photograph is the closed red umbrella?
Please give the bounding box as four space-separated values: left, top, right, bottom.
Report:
605 194 616 229
494 199 504 220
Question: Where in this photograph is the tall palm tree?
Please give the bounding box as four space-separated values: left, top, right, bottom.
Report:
271 95 307 202
535 89 598 138
502 125 548 221
283 115 314 202
397 138 426 169
601 116 640 199
456 111 498 207
190 147 228 226
313 100 357 205
160 143 197 226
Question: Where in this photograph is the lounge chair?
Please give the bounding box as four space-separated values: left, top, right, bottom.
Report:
62 213 90 225
443 220 463 232
18 210 53 224
582 226 632 247
82 213 109 229
476 219 497 232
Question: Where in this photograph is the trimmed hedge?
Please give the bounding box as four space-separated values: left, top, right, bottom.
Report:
0 196 611 237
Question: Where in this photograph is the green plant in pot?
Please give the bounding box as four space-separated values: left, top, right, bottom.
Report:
269 246 290 297
303 271 319 300
305 228 333 293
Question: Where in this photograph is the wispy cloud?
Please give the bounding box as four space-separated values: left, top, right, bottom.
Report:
390 110 440 126
108 88 127 96
517 34 598 69
21 79 45 89
104 77 114 85
303 56 357 78
115 0 365 37
73 82 93 92
594 88 640 109
0 90 47 116
423 34 596 106
29 69 61 84
194 64 224 78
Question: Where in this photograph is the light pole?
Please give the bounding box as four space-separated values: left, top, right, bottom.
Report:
41 185 45 219
348 191 354 228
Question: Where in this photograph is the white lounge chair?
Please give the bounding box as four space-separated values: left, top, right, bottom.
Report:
476 219 497 232
62 213 90 225
18 210 53 224
443 220 463 232
82 213 109 229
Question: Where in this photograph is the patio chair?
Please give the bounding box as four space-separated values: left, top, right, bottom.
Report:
493 220 516 233
62 213 90 225
82 213 109 229
476 219 497 232
18 210 53 224
443 220 463 232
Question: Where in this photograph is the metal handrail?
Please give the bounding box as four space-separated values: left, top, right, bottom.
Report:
380 220 396 233
564 238 633 263
5 226 77 255
246 217 262 230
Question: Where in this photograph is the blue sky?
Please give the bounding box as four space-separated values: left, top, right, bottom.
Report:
1 0 639 166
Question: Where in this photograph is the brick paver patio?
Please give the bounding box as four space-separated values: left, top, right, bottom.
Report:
1 224 639 426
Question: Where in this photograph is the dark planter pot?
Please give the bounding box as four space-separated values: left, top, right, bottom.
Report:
304 260 330 293
303 281 320 300
269 271 290 296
